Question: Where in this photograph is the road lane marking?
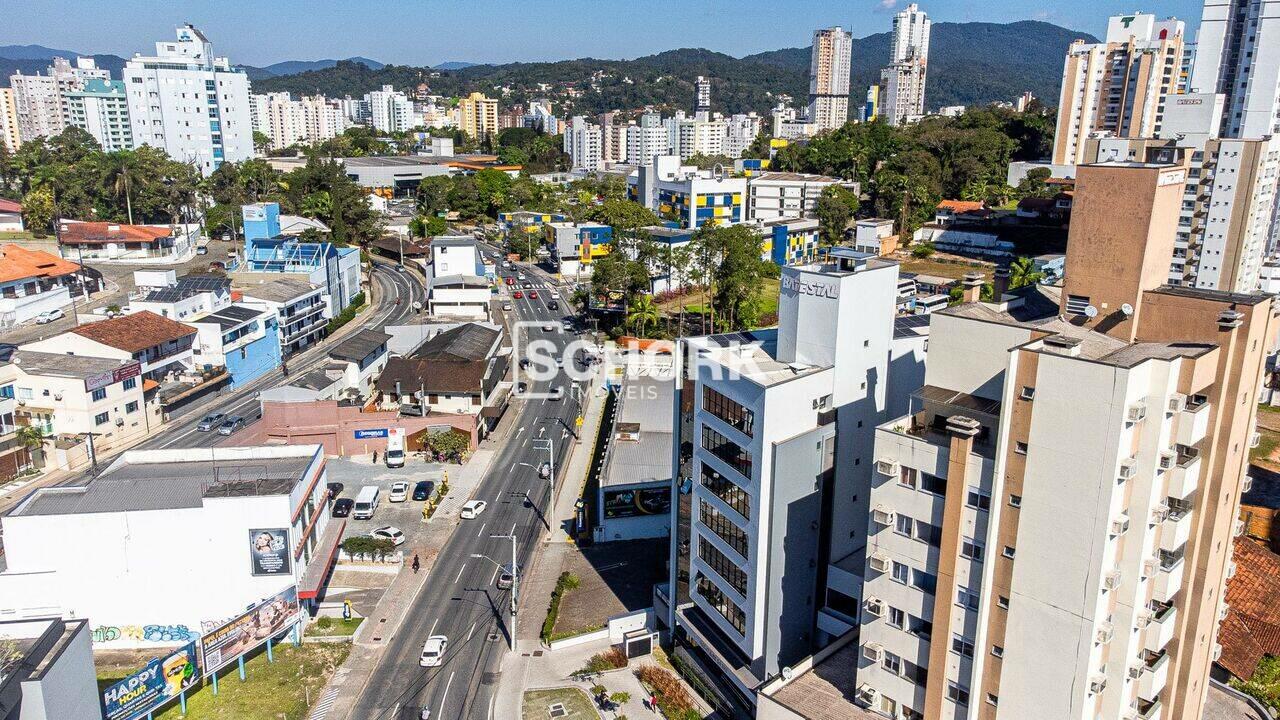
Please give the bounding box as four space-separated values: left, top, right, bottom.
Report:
429 618 439 637
476 521 487 538
438 672 455 718
489 566 499 585
454 563 466 584
467 621 478 640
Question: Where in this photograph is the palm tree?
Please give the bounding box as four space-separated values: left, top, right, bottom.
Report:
102 150 139 225
1008 256 1044 290
15 426 48 466
627 295 659 337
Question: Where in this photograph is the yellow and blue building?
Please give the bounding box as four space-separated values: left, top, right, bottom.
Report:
762 218 823 266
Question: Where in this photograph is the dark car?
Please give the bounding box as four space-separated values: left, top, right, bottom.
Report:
547 300 559 311
327 482 345 498
412 480 436 501
332 498 354 517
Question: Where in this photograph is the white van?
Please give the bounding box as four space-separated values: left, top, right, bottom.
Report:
386 428 406 468
353 485 380 519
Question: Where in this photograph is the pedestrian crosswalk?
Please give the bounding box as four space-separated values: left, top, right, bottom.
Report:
309 687 339 720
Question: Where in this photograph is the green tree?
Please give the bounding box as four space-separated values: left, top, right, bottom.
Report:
814 185 860 246
707 223 773 331
99 149 140 225
1008 256 1043 289
20 187 55 235
626 295 660 336
15 426 48 465
426 430 471 462
253 131 271 155
415 175 453 217
1015 167 1054 200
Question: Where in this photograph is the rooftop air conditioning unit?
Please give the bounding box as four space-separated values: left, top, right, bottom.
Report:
872 506 896 526
1110 515 1130 536
1117 459 1137 481
1167 393 1186 413
875 460 899 477
1127 403 1148 423
1090 676 1107 694
1103 570 1122 590
864 597 885 618
862 642 885 663
1158 451 1176 471
868 552 892 574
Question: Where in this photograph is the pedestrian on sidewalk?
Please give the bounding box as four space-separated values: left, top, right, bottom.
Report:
650 693 658 712
412 554 420 573
372 449 378 464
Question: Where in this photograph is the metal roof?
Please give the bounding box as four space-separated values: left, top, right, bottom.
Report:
414 323 500 362
329 329 391 364
195 304 266 331
10 350 129 380
143 275 229 303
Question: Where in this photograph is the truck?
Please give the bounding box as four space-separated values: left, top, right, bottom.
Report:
353 485 380 520
386 428 406 468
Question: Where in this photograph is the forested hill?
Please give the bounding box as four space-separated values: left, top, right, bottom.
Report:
253 20 1095 115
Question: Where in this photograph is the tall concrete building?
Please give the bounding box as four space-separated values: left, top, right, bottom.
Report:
9 57 109 143
808 27 853 132
854 160 1275 720
0 87 21 152
1052 13 1187 166
367 85 414 133
62 79 133 152
458 92 499 141
695 76 712 117
1086 93 1280 293
626 112 670 166
597 111 627 164
1189 0 1280 139
563 115 603 171
880 4 931 127
123 24 253 175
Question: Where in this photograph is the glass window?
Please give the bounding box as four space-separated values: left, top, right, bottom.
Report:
952 634 975 658
826 588 859 618
698 537 747 596
888 606 905 629
94 412 109 425
948 682 970 707
699 462 750 520
921 472 947 495
912 569 937 594
0 385 13 399
962 537 984 563
882 651 902 675
898 466 917 488
701 425 752 479
702 386 754 436
891 561 910 584
914 520 942 547
699 500 749 559
956 588 980 611
966 487 991 511
895 514 914 537
908 615 932 640
125 401 139 413
694 572 745 635
122 377 137 391
91 387 107 402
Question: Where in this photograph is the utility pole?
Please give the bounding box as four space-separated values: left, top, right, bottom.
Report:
488 534 518 652
532 436 555 503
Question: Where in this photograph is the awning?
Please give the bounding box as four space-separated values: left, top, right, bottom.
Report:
298 518 345 600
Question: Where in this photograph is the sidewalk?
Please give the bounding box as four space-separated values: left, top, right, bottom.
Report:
319 448 496 720
495 636 663 720
548 370 609 543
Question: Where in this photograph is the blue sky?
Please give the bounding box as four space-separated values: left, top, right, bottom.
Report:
3 0 1206 66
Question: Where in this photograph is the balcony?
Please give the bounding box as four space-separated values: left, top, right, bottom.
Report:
1160 509 1193 552
1166 447 1201 500
1143 604 1178 652
1152 556 1184 604
1176 397 1211 446
1136 698 1163 720
1138 650 1170 699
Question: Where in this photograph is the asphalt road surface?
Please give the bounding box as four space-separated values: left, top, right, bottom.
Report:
351 265 587 720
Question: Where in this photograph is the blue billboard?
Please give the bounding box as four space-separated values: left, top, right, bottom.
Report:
101 641 201 720
355 428 389 439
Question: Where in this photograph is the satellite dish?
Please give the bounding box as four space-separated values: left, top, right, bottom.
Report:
1084 305 1099 319
781 666 795 680
1120 303 1134 317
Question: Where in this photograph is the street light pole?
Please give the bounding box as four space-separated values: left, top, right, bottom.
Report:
532 437 554 500
482 533 518 652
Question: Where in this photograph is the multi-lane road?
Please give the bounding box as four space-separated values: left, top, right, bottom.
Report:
353 265 587 720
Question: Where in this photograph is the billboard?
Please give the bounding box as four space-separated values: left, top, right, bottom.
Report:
354 428 389 439
603 486 672 518
201 586 302 674
249 528 292 576
84 361 142 393
101 641 201 720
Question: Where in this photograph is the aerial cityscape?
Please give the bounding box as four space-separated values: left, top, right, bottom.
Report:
1 2 1280 720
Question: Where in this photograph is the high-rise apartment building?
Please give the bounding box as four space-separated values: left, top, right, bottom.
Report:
596 111 627 165
723 113 763 159
808 27 853 132
1086 93 1280 293
62 79 133 152
695 76 712 117
564 115 603 171
123 25 253 175
626 113 670 166
10 58 106 143
662 248 929 710
458 92 499 141
366 85 414 133
855 159 1274 720
880 4 931 127
1189 0 1280 138
1052 13 1186 166
250 93 349 151
0 88 23 152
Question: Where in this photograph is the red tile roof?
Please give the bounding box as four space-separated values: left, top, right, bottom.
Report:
0 244 81 285
0 198 21 214
58 222 173 245
70 311 196 354
937 200 986 213
1219 537 1280 680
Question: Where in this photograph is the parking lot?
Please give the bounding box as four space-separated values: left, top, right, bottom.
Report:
325 457 448 556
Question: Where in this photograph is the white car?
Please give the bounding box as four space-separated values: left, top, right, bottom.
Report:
34 309 64 324
370 526 406 546
548 386 565 401
460 500 488 519
388 481 410 502
420 635 448 667
541 322 557 332
550 291 560 299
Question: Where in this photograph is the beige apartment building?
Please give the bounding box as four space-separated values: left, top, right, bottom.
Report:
0 88 19 152
853 159 1276 720
458 91 499 141
1053 13 1186 166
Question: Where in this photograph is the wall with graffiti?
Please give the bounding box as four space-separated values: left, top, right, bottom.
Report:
92 623 200 645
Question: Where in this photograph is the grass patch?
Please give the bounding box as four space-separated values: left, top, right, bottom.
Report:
305 617 364 637
897 256 992 281
1250 427 1280 467
521 687 598 720
540 571 580 644
97 642 349 720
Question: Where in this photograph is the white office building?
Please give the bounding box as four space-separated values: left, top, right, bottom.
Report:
747 171 851 223
880 4 931 127
123 24 253 175
724 113 763 158
564 115 604 171
62 79 133 152
1190 0 1280 139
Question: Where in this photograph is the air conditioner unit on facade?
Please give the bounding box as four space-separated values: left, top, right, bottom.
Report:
872 506 895 526
1167 394 1186 413
1127 665 1143 680
864 597 885 618
1090 676 1107 694
1243 475 1255 493
1142 559 1158 578
1127 403 1148 423
1118 459 1137 480
862 642 885 663
868 552 892 574
1111 515 1130 536
1103 570 1122 590
856 684 880 706
1096 623 1114 644
1158 451 1176 470
875 460 899 476
1151 504 1170 524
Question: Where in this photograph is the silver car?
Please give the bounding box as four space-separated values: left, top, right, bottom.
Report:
196 413 226 432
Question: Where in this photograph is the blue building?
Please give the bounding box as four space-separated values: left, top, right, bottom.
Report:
189 304 282 389
764 218 823 267
240 203 362 320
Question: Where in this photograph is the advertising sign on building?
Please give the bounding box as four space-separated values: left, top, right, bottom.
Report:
101 641 201 720
249 528 292 576
84 361 142 393
200 586 302 675
354 428 389 439
603 486 672 518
